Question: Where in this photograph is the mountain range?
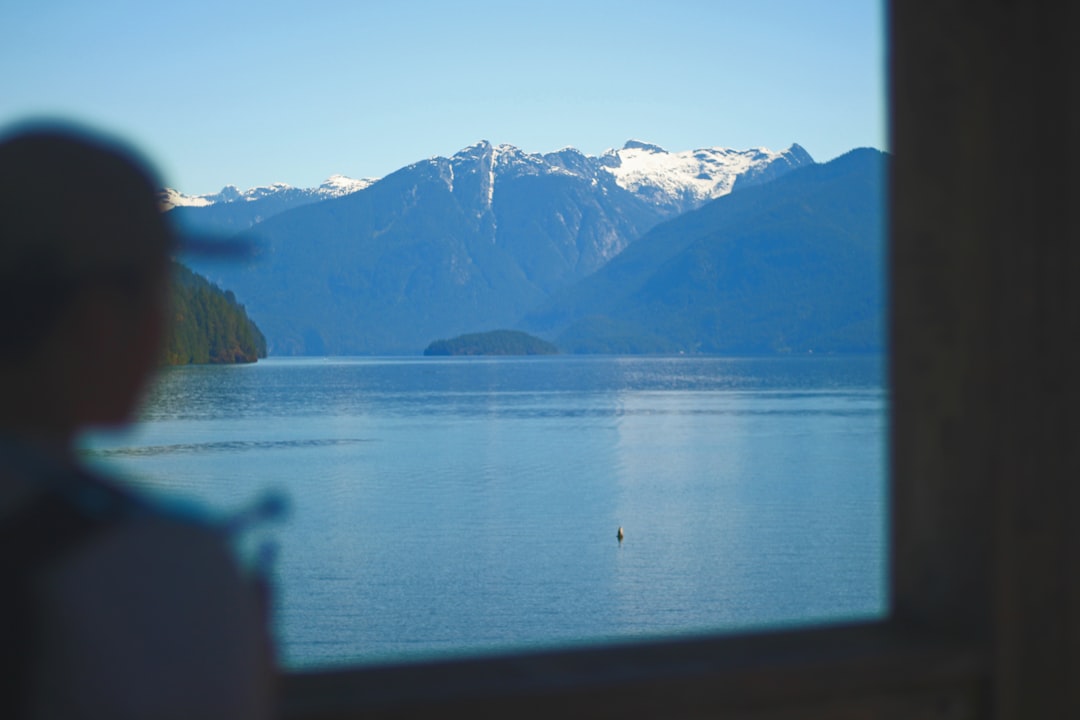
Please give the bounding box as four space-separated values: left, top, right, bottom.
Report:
522 148 886 354
171 140 883 355
161 174 376 236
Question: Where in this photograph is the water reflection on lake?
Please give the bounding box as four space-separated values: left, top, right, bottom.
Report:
80 354 887 669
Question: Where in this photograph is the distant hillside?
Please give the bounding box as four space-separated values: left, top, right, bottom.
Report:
520 149 888 355
424 330 558 356
164 262 267 365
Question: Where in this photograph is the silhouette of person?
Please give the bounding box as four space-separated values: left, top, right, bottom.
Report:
0 122 277 719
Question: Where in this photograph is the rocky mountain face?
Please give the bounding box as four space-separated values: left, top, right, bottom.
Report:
178 140 814 354
522 148 888 355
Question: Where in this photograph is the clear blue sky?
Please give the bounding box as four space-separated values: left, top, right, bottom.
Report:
1 0 886 196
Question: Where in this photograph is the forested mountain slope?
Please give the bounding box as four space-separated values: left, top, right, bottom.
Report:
163 262 266 365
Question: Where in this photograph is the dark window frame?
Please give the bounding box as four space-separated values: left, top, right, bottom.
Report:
281 3 1077 717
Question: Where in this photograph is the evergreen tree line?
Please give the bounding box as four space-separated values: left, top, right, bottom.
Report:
163 262 267 365
424 329 559 356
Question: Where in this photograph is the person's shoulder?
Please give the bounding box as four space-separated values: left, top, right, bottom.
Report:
63 468 260 606
57 499 239 589
30 473 277 719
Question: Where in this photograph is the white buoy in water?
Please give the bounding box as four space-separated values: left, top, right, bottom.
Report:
617 526 624 542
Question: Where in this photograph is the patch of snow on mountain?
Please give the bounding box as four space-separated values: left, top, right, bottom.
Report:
600 140 793 206
485 144 498 206
318 175 376 196
159 175 376 210
442 161 455 193
158 187 213 210
242 183 294 201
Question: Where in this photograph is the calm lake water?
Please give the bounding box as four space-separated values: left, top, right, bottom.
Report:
79 354 888 670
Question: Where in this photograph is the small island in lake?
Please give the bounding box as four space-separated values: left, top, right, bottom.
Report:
424 330 559 356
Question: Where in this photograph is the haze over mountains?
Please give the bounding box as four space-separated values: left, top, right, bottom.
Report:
170 140 884 355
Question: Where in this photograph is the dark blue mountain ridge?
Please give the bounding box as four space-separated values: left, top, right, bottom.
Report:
519 147 888 354
181 140 813 354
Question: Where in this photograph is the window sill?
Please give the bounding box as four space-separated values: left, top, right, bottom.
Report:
280 620 986 719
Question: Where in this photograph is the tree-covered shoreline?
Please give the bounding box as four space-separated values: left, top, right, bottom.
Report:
163 262 267 365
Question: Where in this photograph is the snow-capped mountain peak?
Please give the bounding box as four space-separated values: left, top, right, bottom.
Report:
159 175 376 210
598 142 812 212
158 187 214 209
319 174 377 196
161 140 814 233
418 139 814 217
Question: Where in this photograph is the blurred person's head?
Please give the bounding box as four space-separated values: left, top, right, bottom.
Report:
0 121 174 443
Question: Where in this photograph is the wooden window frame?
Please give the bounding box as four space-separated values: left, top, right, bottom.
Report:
281 3 1078 717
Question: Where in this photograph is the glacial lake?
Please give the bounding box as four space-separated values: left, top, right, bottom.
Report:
79 354 888 670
